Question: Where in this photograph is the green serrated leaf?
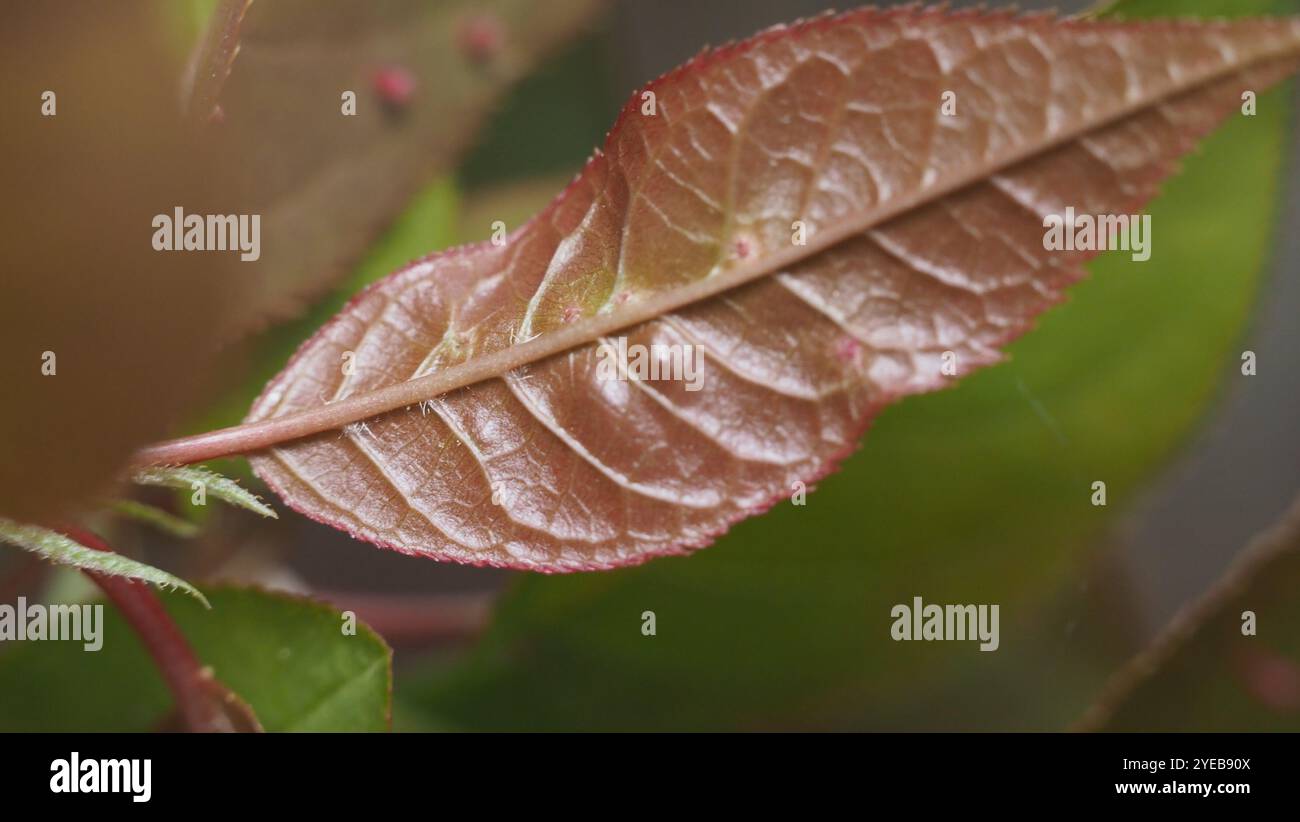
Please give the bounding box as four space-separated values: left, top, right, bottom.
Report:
0 518 208 607
132 465 276 519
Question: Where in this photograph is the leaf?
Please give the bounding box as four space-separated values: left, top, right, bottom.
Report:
1077 493 1300 731
132 465 276 519
0 586 392 732
231 8 1300 572
180 178 461 486
207 0 603 326
0 518 208 606
402 0 1300 730
0 4 258 523
110 499 201 539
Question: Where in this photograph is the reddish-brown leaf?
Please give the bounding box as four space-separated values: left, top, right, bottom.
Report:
239 9 1300 571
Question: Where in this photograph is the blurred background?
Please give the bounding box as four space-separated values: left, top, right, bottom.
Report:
2 0 1298 731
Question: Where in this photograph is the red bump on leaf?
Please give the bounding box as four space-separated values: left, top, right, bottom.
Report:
834 335 862 365
1234 645 1300 713
372 65 416 108
458 14 505 64
731 234 754 260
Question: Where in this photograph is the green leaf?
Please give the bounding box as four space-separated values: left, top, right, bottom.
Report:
0 586 391 732
110 499 201 539
397 0 1298 730
0 518 207 607
132 465 276 519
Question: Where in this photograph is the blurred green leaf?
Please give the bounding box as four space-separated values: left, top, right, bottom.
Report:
110 499 201 539
458 33 618 189
0 586 391 732
396 0 1297 730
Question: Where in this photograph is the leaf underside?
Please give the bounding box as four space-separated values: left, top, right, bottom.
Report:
248 8 1300 571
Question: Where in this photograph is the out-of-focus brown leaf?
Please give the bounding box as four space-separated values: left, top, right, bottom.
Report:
1077 494 1300 731
0 2 252 522
225 11 1300 570
210 0 603 327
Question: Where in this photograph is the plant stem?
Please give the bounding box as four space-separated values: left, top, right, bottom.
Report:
1073 493 1300 731
63 527 256 732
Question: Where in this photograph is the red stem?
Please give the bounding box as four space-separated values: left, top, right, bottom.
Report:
62 527 229 732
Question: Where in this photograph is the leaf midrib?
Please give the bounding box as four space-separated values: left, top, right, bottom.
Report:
133 24 1300 467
